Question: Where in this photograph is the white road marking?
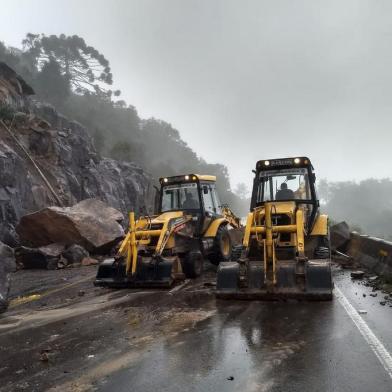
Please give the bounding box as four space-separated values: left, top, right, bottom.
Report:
334 285 392 379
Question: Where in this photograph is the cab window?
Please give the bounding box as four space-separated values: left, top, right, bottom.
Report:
202 184 216 214
257 168 311 203
161 183 200 211
210 184 222 214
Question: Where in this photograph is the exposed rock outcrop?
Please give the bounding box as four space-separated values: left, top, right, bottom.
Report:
0 62 154 247
0 62 34 110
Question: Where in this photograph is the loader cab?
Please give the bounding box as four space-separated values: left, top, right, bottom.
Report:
159 174 221 234
250 157 318 230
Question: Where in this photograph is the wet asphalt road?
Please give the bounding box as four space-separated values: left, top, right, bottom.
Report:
97 271 392 392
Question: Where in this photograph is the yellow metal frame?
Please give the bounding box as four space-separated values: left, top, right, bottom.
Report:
242 202 307 285
310 214 328 236
118 211 190 277
203 206 241 237
204 217 226 237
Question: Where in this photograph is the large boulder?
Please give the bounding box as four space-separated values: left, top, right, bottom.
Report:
15 243 65 270
16 198 125 253
330 221 351 251
0 241 16 313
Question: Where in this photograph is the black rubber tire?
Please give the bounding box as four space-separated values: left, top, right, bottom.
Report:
208 225 232 265
182 251 204 278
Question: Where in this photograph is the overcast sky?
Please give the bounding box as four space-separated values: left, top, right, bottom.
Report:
1 0 392 189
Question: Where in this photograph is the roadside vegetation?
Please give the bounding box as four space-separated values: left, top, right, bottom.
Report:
0 34 249 215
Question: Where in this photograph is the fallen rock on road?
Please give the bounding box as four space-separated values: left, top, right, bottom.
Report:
81 257 99 266
62 244 89 264
16 198 125 253
330 221 351 251
0 241 16 312
15 243 65 269
350 270 365 279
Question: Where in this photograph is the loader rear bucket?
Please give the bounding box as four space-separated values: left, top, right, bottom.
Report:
94 256 175 288
216 259 333 300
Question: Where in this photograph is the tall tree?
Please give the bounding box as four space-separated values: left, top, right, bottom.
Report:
35 59 70 105
22 33 120 97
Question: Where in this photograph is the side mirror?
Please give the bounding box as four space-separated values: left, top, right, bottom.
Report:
203 186 209 194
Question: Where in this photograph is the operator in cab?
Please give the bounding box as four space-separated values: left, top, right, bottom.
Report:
275 183 295 200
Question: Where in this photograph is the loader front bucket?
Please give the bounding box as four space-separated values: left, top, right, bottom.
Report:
216 259 332 300
94 256 175 288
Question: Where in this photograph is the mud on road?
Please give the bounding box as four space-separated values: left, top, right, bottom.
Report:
2 264 392 392
0 266 218 392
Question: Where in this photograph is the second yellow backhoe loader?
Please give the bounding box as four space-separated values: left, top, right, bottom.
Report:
216 157 333 300
95 174 242 288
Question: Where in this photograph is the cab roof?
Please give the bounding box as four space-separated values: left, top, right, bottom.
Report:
159 174 216 183
256 157 313 171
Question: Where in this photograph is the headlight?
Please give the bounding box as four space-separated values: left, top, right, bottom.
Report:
264 160 270 166
185 175 189 180
163 178 168 183
294 158 301 164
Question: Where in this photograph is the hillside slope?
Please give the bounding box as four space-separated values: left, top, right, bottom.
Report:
0 62 153 246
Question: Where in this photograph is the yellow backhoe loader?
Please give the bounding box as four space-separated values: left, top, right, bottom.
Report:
216 157 333 300
95 174 242 288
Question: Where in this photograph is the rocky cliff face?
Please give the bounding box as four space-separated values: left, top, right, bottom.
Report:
0 62 154 246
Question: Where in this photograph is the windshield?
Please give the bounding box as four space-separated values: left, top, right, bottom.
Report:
161 183 200 211
256 168 311 203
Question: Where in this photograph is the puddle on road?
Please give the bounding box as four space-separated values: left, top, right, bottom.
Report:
93 301 328 392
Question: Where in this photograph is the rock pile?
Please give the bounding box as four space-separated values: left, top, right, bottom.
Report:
14 199 124 269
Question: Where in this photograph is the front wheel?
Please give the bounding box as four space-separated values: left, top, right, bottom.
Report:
208 225 232 265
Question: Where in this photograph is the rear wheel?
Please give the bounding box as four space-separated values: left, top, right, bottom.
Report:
209 225 232 265
182 251 204 278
